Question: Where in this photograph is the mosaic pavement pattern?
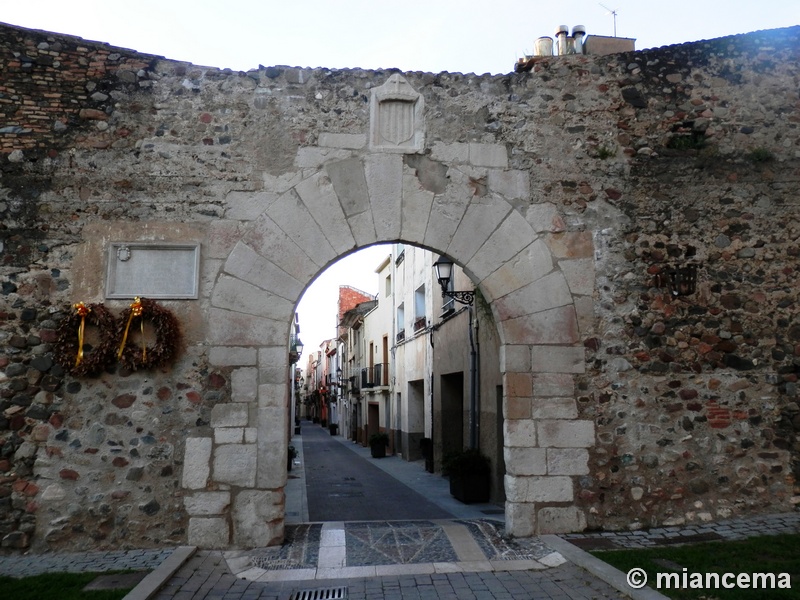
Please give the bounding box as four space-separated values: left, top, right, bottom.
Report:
344 520 458 566
250 523 322 570
460 519 554 561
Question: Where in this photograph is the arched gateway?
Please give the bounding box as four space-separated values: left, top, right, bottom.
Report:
190 75 594 548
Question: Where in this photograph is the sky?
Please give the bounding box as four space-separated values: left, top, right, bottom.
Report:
3 0 797 353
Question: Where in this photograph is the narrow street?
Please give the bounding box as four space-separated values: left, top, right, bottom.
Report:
299 420 454 521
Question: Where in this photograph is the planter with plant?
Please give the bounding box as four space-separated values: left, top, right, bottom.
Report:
287 445 298 471
369 431 389 458
442 447 490 504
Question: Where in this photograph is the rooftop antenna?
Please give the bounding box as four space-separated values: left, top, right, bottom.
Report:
599 3 619 37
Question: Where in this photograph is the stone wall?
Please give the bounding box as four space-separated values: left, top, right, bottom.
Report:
1 21 799 550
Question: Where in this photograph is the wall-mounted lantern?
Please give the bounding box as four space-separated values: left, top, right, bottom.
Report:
289 336 304 364
433 255 475 306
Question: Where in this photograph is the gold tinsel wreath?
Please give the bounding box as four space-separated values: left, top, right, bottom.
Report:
53 302 119 377
116 297 181 371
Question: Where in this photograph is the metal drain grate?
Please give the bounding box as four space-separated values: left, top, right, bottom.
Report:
290 586 347 600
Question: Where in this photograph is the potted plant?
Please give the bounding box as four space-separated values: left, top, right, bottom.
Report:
442 447 491 504
287 445 298 471
369 431 389 458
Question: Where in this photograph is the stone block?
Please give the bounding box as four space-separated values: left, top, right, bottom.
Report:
215 427 244 444
243 214 320 283
495 271 573 321
505 372 533 398
504 419 537 447
537 507 587 534
574 296 594 335
530 346 585 374
233 490 285 547
257 407 288 488
188 517 229 549
400 166 435 245
223 242 304 302
537 420 595 448
294 172 356 255
504 397 532 420
224 190 279 221
258 347 290 384
208 308 284 347
210 404 249 428
502 306 580 346
505 475 573 502
265 190 337 268
244 427 257 443
365 153 403 241
422 172 472 253
533 373 575 398
546 231 594 259
262 170 304 194
481 239 553 300
505 502 536 538
532 398 578 420
207 220 245 260
294 146 351 169
182 437 212 489
231 367 258 403
346 210 378 248
465 214 536 285
213 444 257 487
258 383 287 409
446 197 512 266
560 258 595 296
504 447 546 476
212 274 294 322
547 448 589 475
523 203 565 234
499 345 531 373
430 141 469 163
319 133 366 149
209 346 257 367
183 491 231 516
469 143 508 168
326 157 370 218
488 169 529 200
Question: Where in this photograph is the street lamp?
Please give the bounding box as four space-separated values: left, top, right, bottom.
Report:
433 255 474 306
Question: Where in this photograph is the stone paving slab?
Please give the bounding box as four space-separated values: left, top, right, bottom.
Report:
561 511 800 550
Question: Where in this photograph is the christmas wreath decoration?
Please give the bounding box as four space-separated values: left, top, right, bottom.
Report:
116 297 181 371
54 302 119 377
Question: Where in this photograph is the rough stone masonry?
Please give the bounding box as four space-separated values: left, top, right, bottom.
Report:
0 21 799 551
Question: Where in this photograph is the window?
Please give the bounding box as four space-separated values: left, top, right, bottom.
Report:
396 303 405 342
385 274 392 297
413 285 426 332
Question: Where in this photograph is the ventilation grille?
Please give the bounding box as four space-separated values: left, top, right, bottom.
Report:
289 586 348 600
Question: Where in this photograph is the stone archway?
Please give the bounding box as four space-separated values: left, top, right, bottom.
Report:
192 76 595 548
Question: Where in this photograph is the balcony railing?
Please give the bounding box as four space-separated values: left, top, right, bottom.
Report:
396 329 405 343
360 363 389 388
413 316 426 332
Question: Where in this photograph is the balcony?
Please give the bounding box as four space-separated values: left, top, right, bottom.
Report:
396 329 405 343
361 363 389 389
413 316 426 332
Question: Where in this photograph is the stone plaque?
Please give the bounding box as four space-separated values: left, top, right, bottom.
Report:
106 242 200 299
369 74 425 153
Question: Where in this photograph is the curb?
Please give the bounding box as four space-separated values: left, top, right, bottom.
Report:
541 535 669 600
122 546 197 600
